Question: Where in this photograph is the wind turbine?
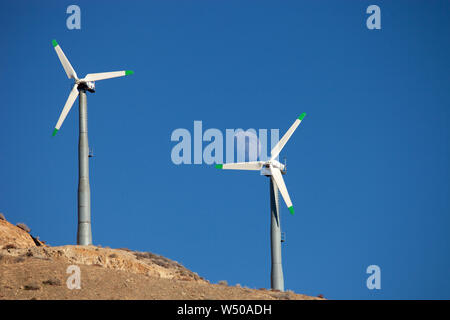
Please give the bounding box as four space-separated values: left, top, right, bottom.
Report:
51 39 133 245
215 113 306 291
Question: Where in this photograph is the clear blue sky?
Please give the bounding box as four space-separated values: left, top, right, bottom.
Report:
1 0 449 299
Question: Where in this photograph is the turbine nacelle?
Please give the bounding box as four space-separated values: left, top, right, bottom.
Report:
260 160 285 176
76 81 96 93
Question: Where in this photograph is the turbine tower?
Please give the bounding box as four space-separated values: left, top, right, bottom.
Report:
215 114 306 291
51 40 133 245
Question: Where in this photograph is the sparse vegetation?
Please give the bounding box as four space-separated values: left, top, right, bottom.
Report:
131 251 198 279
134 252 147 260
275 292 292 300
218 280 228 286
109 253 118 259
15 257 25 263
192 272 202 281
42 278 62 286
153 259 170 268
16 223 31 233
4 244 16 250
23 284 40 290
134 251 158 260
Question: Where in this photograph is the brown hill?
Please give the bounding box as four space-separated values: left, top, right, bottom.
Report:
0 216 321 300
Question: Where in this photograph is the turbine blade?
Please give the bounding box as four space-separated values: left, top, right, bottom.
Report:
215 161 264 170
52 40 78 80
82 70 134 82
270 167 294 215
270 113 306 160
53 84 79 136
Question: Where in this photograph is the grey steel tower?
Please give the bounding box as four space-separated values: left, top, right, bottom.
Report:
215 113 306 291
51 39 133 245
270 178 284 291
77 89 92 245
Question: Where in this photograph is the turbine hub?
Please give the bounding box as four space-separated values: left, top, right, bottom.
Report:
77 81 96 93
260 160 285 176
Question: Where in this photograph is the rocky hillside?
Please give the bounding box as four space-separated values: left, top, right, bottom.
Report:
0 215 321 300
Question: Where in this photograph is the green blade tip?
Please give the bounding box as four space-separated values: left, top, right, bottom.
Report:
52 39 58 47
52 128 58 136
215 164 223 169
288 206 295 215
125 70 134 75
298 113 306 120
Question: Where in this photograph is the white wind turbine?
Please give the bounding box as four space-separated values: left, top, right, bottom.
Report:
215 113 306 291
51 39 133 245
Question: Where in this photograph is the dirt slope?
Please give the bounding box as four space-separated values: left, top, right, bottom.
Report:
0 217 320 300
0 219 36 248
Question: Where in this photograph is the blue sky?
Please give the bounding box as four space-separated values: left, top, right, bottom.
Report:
1 0 449 299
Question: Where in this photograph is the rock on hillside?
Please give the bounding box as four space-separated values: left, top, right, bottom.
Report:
0 217 204 282
0 218 37 249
